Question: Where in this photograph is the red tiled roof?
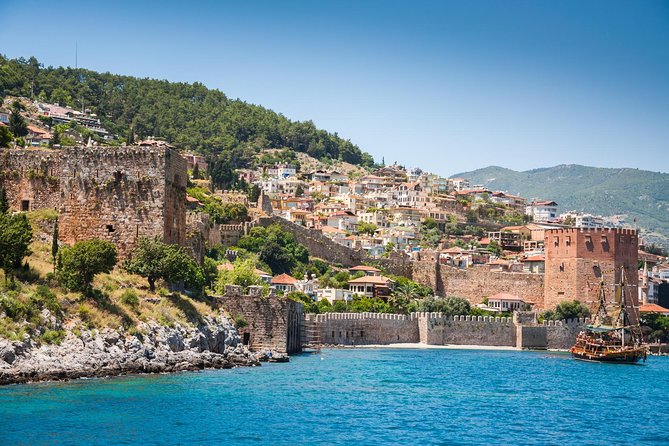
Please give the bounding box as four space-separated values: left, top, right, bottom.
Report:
639 303 669 313
350 265 381 272
488 292 534 304
271 273 298 285
348 275 392 285
522 255 545 262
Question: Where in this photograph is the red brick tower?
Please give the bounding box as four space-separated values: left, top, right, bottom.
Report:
543 228 638 312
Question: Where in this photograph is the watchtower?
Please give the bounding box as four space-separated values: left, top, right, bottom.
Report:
543 228 638 311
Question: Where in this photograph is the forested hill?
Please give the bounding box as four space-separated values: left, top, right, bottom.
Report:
453 164 669 245
0 55 374 183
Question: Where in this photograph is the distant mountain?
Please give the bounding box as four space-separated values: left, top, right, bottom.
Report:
452 164 669 247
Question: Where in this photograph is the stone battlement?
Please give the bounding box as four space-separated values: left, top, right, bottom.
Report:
309 311 587 349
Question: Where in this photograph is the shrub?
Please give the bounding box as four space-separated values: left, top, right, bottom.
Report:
234 314 249 329
57 239 117 293
119 289 140 309
40 329 66 345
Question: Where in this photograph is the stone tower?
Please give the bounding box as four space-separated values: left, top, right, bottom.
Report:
543 228 638 312
0 146 187 257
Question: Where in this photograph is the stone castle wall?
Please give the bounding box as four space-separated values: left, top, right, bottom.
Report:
218 286 303 354
259 215 366 267
0 147 187 257
544 228 638 311
421 314 516 346
412 252 545 307
308 312 584 349
310 312 419 345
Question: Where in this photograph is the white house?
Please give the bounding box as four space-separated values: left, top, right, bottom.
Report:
317 288 354 304
525 201 559 223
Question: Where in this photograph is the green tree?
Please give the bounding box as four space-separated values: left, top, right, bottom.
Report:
287 291 318 313
51 218 59 272
0 212 33 280
124 237 202 292
388 282 417 313
0 186 9 214
57 239 117 293
192 163 201 180
487 240 503 257
357 222 378 236
248 184 261 203
216 258 262 292
408 296 471 316
542 300 591 321
295 184 304 197
0 125 13 148
236 224 308 274
9 105 28 137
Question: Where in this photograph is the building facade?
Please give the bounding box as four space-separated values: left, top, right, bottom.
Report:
543 228 638 312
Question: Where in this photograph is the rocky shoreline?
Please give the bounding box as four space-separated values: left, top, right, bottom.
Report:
0 315 266 385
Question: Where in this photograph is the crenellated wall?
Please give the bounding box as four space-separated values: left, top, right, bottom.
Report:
307 311 586 350
309 312 418 345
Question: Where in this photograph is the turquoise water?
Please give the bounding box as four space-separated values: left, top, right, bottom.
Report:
1 349 667 446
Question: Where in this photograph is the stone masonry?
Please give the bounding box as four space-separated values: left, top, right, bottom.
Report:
543 228 638 311
412 251 545 307
218 286 304 354
0 146 187 257
310 311 586 350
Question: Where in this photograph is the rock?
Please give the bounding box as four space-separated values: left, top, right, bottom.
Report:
0 312 263 385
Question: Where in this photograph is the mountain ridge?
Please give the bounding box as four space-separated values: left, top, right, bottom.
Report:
452 164 669 247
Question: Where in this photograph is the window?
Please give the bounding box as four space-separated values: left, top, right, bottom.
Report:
106 224 115 233
565 236 571 246
21 200 30 212
553 236 559 247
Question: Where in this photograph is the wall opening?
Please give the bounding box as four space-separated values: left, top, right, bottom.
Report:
243 332 250 346
21 200 30 211
106 224 115 233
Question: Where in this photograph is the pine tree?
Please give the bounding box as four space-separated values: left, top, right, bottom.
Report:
192 163 200 180
9 107 28 137
0 187 8 214
51 218 59 271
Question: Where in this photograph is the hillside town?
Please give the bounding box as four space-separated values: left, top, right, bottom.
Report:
2 95 669 319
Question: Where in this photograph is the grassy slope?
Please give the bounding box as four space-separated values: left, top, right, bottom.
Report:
0 213 218 344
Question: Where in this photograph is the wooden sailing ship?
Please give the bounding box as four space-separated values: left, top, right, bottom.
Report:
570 267 648 364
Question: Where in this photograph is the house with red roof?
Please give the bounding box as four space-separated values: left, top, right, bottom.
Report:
271 273 298 292
348 275 393 299
487 293 534 312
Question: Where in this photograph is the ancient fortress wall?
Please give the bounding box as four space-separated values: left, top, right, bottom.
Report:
0 147 187 257
259 216 366 267
308 312 585 350
412 253 545 307
310 312 419 345
218 286 303 354
420 314 516 346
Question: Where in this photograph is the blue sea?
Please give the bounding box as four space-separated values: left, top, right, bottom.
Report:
1 349 667 446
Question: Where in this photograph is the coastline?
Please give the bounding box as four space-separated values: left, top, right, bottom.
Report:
0 315 262 386
336 343 519 351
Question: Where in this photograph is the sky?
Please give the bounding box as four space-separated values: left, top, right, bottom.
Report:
1 0 668 176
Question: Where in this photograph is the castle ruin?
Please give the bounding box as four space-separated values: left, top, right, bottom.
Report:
0 146 187 256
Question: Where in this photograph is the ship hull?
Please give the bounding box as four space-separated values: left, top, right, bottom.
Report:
570 347 646 364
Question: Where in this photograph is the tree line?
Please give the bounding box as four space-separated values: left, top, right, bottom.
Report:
0 55 375 188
